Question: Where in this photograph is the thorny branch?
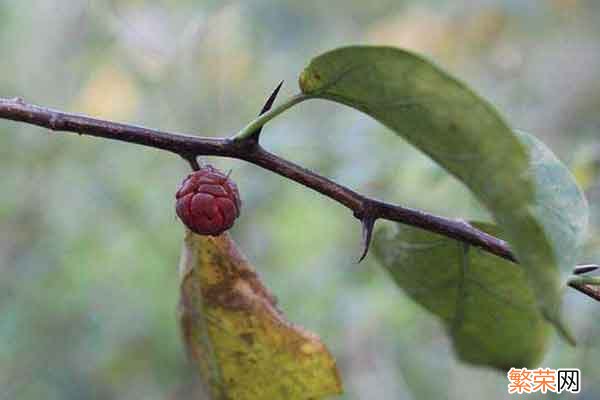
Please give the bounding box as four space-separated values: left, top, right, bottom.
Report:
0 93 598 301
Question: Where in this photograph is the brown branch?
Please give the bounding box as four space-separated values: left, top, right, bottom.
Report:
0 96 597 301
568 281 600 299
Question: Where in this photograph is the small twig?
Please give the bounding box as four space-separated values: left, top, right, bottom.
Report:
568 281 600 301
0 95 596 301
185 156 201 171
568 276 600 286
568 265 600 302
232 93 312 141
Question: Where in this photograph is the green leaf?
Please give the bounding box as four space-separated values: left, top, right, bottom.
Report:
373 222 550 370
515 131 588 276
299 46 588 337
371 131 587 369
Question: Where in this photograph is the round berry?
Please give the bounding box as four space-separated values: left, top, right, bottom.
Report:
175 165 241 236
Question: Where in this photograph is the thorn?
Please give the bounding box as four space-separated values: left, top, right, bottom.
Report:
250 80 284 140
260 81 284 115
358 216 376 263
574 264 599 275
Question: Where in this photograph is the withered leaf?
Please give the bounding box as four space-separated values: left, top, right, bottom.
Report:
178 231 342 400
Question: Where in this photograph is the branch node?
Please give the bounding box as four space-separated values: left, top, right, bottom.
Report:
49 113 59 130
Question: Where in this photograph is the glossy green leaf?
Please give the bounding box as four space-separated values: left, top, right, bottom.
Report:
299 46 588 336
373 222 550 370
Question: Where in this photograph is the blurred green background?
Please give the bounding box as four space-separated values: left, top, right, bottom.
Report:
1 1 599 399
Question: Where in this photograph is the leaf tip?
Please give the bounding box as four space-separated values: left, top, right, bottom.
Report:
544 309 577 347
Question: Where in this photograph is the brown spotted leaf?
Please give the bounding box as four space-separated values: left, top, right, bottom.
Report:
178 231 342 400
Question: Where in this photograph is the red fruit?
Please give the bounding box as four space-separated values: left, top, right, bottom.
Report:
175 165 241 236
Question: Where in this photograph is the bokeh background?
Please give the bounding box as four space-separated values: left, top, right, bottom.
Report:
1 1 600 399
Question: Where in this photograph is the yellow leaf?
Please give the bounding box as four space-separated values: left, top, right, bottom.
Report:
178 231 342 400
